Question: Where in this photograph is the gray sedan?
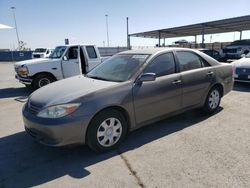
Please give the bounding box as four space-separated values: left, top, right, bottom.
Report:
23 48 233 152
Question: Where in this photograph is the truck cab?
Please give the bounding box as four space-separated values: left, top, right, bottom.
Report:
15 44 106 89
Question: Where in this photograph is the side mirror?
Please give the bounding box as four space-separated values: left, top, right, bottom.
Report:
138 73 156 82
241 54 246 58
63 56 68 61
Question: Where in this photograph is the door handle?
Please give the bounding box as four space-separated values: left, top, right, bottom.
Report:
207 71 214 77
172 80 182 85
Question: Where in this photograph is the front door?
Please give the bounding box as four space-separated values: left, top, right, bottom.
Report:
133 52 182 125
61 46 81 78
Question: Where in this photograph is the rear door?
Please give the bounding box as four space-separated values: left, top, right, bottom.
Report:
84 46 101 71
175 51 215 108
61 46 81 78
133 52 182 124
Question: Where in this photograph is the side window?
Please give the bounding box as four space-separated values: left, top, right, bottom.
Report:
86 46 97 59
67 47 78 59
144 53 175 77
176 51 209 72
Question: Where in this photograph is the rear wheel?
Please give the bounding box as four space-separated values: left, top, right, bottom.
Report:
87 109 128 152
32 74 55 89
203 87 221 113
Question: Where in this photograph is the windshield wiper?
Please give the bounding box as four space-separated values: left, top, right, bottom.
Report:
86 75 110 81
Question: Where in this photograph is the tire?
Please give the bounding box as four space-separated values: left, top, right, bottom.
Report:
87 109 128 152
25 84 32 88
203 87 221 114
32 74 55 90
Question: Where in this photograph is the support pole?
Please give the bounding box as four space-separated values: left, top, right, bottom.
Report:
239 31 242 40
202 25 205 48
158 31 161 47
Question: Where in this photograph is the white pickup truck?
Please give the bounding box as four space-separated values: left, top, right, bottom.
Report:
15 44 109 89
32 48 53 58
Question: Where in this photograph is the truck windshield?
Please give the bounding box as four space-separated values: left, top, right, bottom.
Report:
49 46 67 59
87 54 149 82
34 48 46 52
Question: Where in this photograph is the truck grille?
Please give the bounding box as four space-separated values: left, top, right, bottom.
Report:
223 49 237 53
33 54 40 58
236 68 250 75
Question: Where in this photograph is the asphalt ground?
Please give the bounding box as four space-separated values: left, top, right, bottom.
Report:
0 62 250 188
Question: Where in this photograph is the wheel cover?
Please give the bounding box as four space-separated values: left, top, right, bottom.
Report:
97 117 122 147
38 78 50 87
208 89 220 109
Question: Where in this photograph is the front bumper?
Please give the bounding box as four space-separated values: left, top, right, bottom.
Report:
15 74 33 85
23 104 90 146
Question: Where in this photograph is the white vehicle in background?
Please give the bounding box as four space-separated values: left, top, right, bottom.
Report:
220 39 250 60
32 48 53 58
15 44 109 89
232 52 250 83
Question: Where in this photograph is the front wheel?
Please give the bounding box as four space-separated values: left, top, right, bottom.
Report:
87 109 128 152
203 87 221 114
32 74 55 90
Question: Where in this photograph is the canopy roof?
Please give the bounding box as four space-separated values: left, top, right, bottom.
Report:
0 23 13 29
130 15 250 39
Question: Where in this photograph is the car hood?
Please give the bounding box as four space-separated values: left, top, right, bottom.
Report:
29 75 118 107
232 58 250 68
14 58 58 67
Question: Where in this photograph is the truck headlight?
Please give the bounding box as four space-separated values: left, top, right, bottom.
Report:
18 65 29 76
37 103 81 118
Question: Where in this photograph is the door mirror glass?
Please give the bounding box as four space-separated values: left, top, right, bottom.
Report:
63 56 68 61
138 73 156 82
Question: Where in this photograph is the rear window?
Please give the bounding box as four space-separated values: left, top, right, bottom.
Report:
86 46 97 58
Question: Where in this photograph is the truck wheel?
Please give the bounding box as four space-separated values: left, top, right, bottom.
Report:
87 109 128 153
32 74 55 89
203 87 221 114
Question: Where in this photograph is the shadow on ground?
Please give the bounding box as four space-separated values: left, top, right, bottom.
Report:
0 108 222 188
233 82 250 92
0 87 33 102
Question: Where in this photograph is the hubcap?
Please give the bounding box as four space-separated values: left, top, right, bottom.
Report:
97 117 122 147
208 89 220 109
38 78 50 87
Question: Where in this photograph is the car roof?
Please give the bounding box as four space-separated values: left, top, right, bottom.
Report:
119 47 200 55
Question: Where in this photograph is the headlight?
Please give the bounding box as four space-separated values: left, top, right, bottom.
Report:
37 103 81 118
18 65 29 76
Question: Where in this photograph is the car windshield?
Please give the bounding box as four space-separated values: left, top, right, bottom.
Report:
87 54 149 82
49 46 67 59
34 48 46 52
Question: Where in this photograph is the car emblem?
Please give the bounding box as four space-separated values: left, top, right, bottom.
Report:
243 69 246 72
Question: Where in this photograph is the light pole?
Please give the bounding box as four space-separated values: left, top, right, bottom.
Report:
126 17 130 49
10 6 21 51
105 14 109 47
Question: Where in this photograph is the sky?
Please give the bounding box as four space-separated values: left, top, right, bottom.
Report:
0 0 250 50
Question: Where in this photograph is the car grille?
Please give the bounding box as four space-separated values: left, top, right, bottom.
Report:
28 102 42 115
236 68 250 75
223 49 237 53
33 54 40 58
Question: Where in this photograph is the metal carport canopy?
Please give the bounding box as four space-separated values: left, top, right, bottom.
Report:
130 15 250 40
